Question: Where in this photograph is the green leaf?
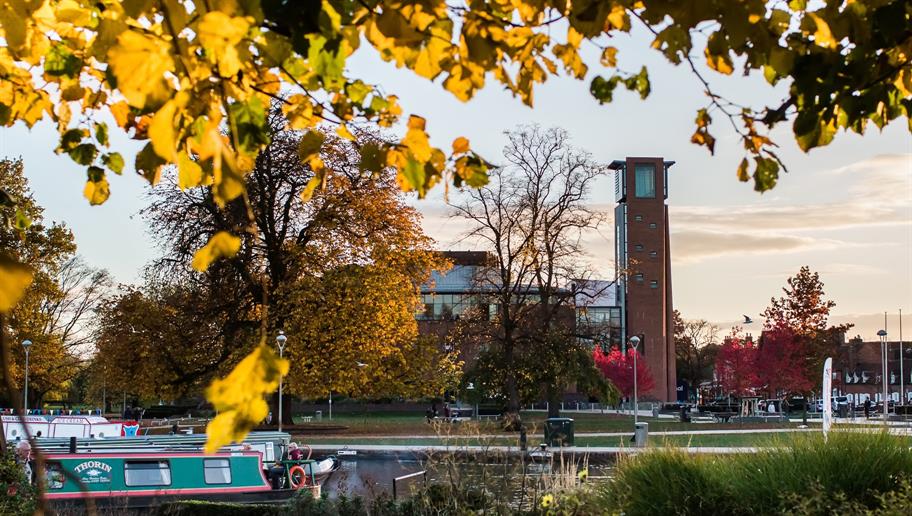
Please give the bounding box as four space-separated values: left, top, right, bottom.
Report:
69 143 98 165
753 157 780 192
103 152 125 174
13 209 31 231
95 122 109 146
136 142 166 184
298 130 325 161
58 128 87 152
45 44 84 78
590 75 619 104
400 157 426 197
229 97 271 156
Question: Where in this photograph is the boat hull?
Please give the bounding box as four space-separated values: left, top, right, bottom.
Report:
49 487 306 511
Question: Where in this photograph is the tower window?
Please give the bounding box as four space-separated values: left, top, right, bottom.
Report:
650 280 659 289
634 164 656 198
649 222 657 229
634 215 643 222
634 244 644 251
649 251 657 258
634 273 644 283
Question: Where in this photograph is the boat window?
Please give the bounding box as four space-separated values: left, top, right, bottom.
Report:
124 460 172 487
203 458 232 485
45 462 65 490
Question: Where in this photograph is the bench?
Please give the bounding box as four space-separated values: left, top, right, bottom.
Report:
713 411 738 423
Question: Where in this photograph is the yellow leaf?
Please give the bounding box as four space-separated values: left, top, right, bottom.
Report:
196 11 250 77
300 174 322 203
600 47 618 68
606 5 629 31
807 13 836 49
191 231 241 272
149 100 179 160
336 124 355 140
0 259 33 313
83 176 110 205
705 49 734 75
204 344 289 453
177 152 204 189
402 115 431 162
107 30 174 108
452 137 470 154
110 101 131 128
736 157 750 182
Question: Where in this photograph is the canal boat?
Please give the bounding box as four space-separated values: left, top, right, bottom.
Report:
44 450 305 510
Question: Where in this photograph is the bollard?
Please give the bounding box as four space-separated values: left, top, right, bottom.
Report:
634 422 648 448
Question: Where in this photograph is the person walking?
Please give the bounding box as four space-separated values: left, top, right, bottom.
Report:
863 397 871 418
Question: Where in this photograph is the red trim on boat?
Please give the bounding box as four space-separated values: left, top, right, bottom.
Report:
46 485 272 499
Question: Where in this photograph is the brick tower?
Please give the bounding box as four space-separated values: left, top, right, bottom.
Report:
611 157 677 401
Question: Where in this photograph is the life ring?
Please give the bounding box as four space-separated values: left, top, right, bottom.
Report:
288 465 310 488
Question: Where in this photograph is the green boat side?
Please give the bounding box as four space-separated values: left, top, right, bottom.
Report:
43 451 273 500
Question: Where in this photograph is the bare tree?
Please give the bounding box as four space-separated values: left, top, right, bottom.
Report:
43 256 112 354
674 310 721 399
450 126 609 423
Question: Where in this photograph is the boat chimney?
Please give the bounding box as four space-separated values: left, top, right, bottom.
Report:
69 436 76 454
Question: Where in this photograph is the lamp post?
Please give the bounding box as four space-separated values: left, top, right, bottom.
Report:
467 382 477 420
21 339 32 413
276 330 288 431
629 335 640 427
877 329 888 423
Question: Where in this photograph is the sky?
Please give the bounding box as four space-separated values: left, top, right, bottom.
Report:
2 24 910 341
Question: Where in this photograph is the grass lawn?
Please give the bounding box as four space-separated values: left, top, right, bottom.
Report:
292 410 817 436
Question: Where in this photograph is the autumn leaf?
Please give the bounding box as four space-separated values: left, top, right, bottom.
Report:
191 231 241 272
452 137 470 154
107 30 174 108
402 115 431 162
204 344 289 453
83 166 110 205
0 257 32 313
196 11 251 77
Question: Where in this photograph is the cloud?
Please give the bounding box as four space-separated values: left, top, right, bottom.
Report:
670 229 844 263
416 154 911 265
666 154 911 262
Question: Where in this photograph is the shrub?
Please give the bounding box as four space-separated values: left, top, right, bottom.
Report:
0 448 37 516
604 431 912 516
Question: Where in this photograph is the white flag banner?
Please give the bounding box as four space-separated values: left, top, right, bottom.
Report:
822 357 833 440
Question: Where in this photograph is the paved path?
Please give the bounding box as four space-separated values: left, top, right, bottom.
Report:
309 443 761 455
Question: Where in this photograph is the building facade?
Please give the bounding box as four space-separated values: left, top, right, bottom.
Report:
416 157 679 402
611 157 677 401
835 338 912 405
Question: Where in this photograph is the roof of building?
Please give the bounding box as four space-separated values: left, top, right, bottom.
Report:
440 251 492 266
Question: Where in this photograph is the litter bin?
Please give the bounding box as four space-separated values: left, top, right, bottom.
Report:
315 410 322 421
634 422 648 447
544 418 574 446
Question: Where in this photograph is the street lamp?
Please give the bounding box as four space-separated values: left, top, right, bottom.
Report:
629 335 641 427
877 329 888 422
21 339 31 413
467 382 477 420
275 330 288 431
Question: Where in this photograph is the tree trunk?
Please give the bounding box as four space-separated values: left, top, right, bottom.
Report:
547 385 561 418
270 391 295 427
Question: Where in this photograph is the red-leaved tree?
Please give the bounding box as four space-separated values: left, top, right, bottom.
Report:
755 325 813 397
714 333 759 397
593 347 655 398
